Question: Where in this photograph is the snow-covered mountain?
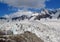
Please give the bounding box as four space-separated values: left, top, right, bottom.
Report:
0 8 60 42
0 8 60 21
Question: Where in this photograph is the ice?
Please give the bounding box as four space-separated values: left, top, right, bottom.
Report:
0 19 60 42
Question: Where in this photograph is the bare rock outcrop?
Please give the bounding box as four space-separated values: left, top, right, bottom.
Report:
0 31 44 42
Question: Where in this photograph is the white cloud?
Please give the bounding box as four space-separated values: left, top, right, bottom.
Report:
3 10 34 18
0 0 49 8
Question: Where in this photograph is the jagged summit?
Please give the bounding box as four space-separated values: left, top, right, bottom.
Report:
0 8 60 21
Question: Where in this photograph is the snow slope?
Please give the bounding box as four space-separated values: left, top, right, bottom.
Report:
0 20 60 42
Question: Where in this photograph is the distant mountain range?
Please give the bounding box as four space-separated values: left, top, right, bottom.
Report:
0 8 60 21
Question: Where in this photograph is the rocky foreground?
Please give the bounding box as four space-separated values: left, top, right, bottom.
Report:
0 31 44 42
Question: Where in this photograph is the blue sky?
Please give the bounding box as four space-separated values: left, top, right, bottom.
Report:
0 2 18 16
46 0 60 8
0 0 60 16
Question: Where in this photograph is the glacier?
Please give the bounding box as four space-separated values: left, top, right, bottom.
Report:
0 9 60 42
